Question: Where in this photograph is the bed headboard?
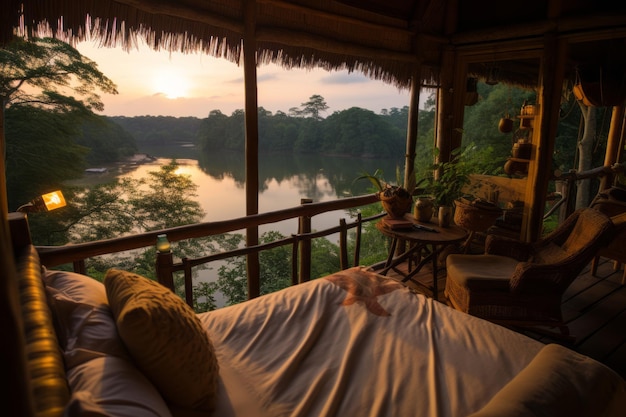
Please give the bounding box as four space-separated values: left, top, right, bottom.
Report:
3 212 70 417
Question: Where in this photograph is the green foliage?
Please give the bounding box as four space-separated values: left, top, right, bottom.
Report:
48 160 205 244
111 115 204 146
215 230 344 307
5 106 89 209
420 144 501 207
290 94 329 120
2 36 122 210
0 37 117 112
196 99 406 158
216 231 291 305
75 115 138 165
461 83 534 164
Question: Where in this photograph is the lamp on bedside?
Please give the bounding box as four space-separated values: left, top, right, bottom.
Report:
17 190 66 213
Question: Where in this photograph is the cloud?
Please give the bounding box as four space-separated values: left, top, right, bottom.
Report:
320 72 370 84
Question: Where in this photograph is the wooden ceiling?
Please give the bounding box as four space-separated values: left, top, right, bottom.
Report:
3 1 626 89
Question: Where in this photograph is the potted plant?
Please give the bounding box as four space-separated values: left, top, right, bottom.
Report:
355 168 412 219
422 146 474 227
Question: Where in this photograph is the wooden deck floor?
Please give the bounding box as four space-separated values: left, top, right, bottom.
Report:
375 256 626 379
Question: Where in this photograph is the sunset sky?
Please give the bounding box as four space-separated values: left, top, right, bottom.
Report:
76 40 412 119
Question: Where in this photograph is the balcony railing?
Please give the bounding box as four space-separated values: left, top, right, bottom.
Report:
37 193 382 303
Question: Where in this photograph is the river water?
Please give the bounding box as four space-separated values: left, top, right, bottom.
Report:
82 142 403 237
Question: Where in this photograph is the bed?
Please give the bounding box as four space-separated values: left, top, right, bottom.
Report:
8 238 626 417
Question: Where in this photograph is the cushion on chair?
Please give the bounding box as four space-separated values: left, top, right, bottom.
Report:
446 254 518 290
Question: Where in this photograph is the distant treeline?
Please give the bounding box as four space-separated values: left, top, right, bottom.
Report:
110 105 415 158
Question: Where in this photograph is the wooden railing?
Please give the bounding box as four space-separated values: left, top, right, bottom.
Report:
37 193 382 300
551 163 626 220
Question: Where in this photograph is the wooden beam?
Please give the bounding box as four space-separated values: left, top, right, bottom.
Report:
244 0 260 299
524 34 567 242
602 105 626 189
404 68 420 193
436 45 456 163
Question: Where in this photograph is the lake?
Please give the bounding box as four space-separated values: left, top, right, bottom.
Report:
81 142 404 237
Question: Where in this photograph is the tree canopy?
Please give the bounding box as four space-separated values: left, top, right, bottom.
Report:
0 37 117 112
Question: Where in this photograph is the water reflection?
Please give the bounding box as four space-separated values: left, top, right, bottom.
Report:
119 143 403 230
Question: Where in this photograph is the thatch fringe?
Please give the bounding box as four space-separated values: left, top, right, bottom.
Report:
6 0 430 89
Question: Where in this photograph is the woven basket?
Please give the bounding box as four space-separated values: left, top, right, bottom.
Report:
454 198 502 232
380 193 412 219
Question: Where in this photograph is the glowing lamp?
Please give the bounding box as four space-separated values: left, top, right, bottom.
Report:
156 234 171 253
17 190 66 213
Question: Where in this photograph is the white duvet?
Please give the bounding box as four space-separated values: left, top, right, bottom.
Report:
197 267 546 417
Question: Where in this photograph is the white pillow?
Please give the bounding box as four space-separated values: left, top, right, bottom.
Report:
65 357 173 417
43 270 172 417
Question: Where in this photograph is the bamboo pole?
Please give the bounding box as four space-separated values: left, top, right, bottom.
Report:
602 105 625 189
404 64 421 193
523 34 567 242
244 0 260 299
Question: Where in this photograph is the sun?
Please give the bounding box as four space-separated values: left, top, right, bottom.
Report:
152 69 190 99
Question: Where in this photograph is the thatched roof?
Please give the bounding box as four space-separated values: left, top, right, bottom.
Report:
4 1 626 89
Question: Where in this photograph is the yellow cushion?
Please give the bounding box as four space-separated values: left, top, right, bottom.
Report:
104 269 219 413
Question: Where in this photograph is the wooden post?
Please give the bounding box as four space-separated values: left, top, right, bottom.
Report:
155 250 174 291
404 54 421 193
602 105 625 189
243 0 260 299
524 34 566 241
436 46 456 164
299 198 312 282
339 218 348 270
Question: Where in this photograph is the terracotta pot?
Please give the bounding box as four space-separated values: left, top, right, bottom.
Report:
414 197 434 222
438 206 453 228
380 192 412 219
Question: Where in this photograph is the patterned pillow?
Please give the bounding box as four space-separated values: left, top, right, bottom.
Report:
104 269 219 412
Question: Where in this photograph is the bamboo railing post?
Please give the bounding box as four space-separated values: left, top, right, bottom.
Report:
339 218 348 270
291 235 299 286
353 213 362 267
156 250 174 292
183 258 193 307
299 199 312 282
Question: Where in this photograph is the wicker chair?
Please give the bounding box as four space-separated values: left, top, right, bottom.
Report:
444 208 615 338
590 186 626 283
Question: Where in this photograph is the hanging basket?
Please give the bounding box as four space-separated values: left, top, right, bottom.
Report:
453 198 503 232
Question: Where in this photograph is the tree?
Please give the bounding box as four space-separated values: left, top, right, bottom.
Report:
0 37 117 112
293 94 329 120
28 160 220 306
5 106 89 208
47 160 205 245
0 37 117 211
